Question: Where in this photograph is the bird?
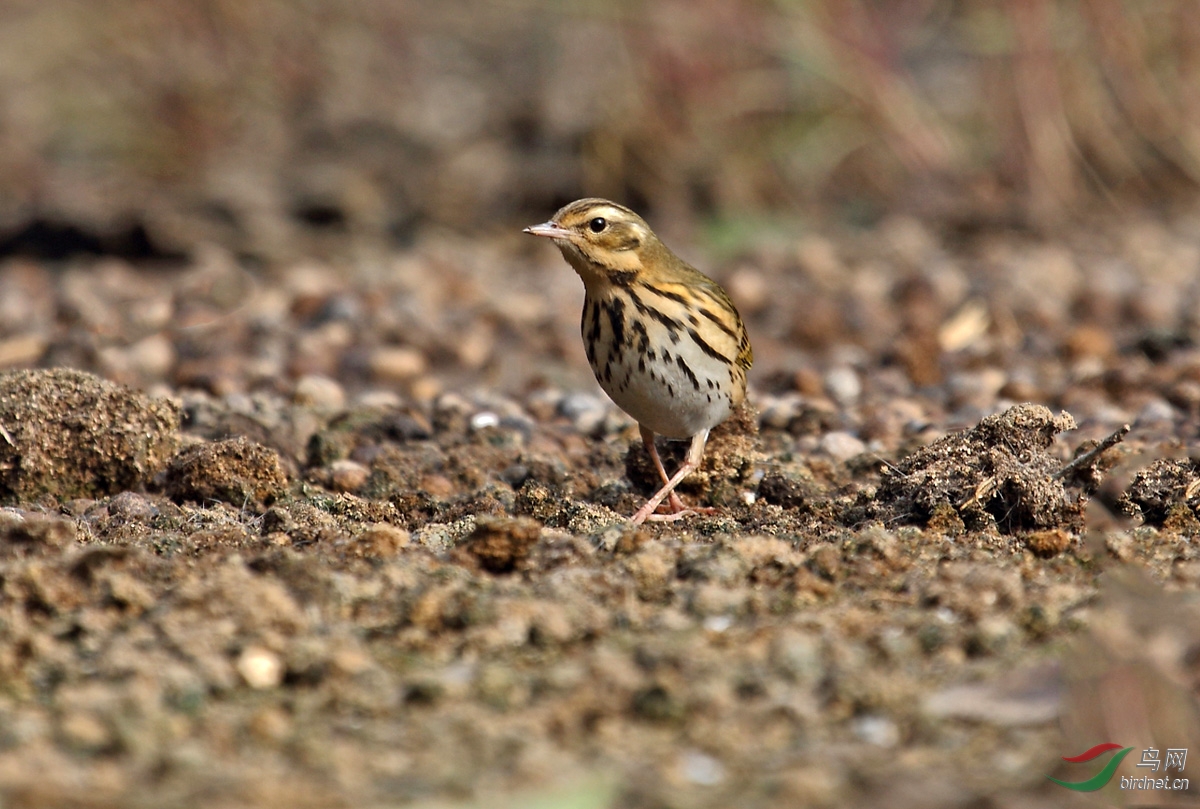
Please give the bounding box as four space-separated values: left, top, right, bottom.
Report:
524 198 753 525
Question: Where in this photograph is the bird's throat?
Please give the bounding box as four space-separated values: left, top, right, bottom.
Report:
556 242 642 294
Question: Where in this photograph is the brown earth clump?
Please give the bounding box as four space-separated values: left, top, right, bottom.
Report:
459 515 542 573
874 404 1081 533
1119 458 1200 527
0 368 179 503
164 437 288 508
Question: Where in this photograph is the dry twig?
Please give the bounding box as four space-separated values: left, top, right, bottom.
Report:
1054 424 1130 480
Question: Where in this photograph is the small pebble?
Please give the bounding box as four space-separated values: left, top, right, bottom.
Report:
470 411 501 430
410 376 443 402
1135 397 1176 427
948 368 1007 407
236 646 284 689
819 431 866 461
354 389 404 409
127 334 176 378
758 394 802 430
106 491 159 522
702 614 734 633
329 459 369 493
558 392 606 421
348 523 411 556
525 388 565 421
574 409 609 437
369 346 427 382
314 293 363 323
680 750 727 786
60 712 113 752
500 464 530 488
852 715 900 748
294 374 346 411
824 366 861 406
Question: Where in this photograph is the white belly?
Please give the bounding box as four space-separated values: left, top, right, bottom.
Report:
587 318 735 439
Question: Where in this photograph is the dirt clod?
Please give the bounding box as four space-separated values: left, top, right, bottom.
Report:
875 404 1079 533
0 512 76 548
1025 528 1074 558
164 437 288 507
345 523 411 557
757 473 819 512
1118 458 1200 526
461 515 542 573
0 368 179 502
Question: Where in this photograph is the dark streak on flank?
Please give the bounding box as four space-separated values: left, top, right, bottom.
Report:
698 307 738 341
738 331 752 366
627 288 650 314
676 354 700 390
688 327 733 364
605 295 627 355
643 284 688 305
629 288 683 342
631 317 650 356
586 300 602 344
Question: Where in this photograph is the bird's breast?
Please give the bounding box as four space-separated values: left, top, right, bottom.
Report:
581 285 745 438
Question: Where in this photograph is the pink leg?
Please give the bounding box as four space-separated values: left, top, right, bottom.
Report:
640 425 687 513
630 430 709 526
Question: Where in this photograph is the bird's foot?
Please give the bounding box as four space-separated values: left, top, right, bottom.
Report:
643 509 698 523
630 494 717 525
646 505 718 519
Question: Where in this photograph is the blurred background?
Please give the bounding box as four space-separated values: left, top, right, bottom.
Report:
3 0 1200 260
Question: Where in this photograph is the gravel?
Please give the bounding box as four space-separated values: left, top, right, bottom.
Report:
0 211 1199 807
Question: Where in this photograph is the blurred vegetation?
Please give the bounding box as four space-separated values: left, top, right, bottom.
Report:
0 0 1198 257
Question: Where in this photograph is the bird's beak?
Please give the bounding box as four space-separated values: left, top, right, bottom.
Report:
523 222 571 240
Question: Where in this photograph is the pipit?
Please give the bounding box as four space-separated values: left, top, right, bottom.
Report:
525 198 753 525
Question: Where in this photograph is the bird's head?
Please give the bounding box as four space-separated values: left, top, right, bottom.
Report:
524 198 656 284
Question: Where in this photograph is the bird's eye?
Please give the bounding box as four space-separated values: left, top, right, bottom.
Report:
588 217 607 233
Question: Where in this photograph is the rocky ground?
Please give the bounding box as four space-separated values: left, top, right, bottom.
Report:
0 209 1199 808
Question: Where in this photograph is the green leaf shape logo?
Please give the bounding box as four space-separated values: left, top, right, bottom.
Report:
1046 746 1134 792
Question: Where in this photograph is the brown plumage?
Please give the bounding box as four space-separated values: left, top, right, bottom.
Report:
525 198 752 524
